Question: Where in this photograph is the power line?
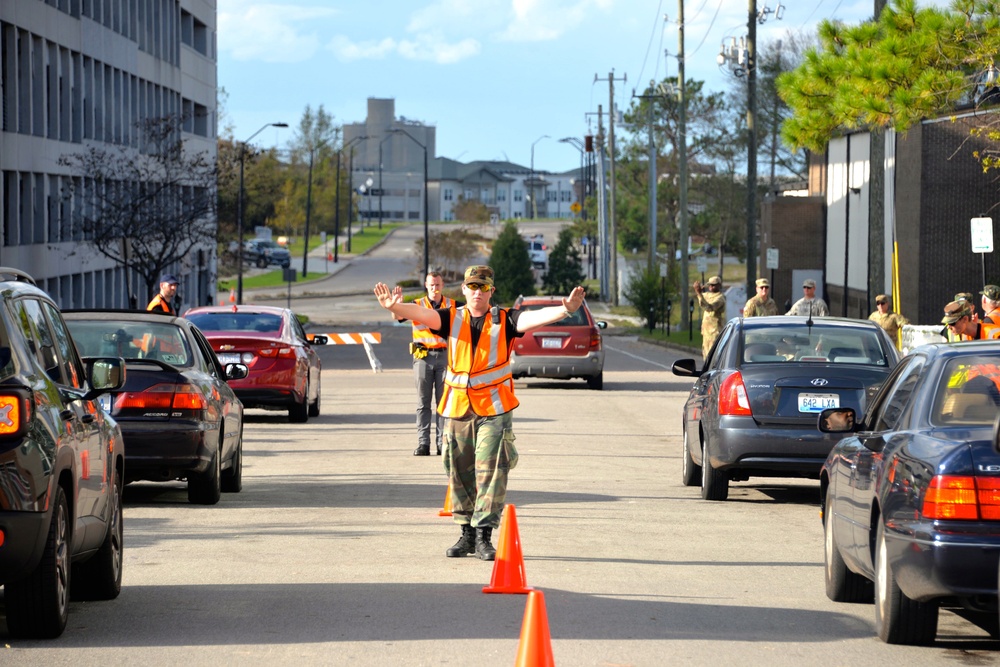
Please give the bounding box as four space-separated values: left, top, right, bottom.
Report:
635 0 665 87
686 0 725 60
798 0 827 29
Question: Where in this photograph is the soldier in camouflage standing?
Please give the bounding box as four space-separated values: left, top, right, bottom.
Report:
743 278 778 317
868 294 908 347
374 266 586 561
786 279 829 317
693 276 726 359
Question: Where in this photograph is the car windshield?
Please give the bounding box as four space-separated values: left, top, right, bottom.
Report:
187 312 284 334
67 320 192 367
516 303 588 326
933 355 1000 425
256 240 281 249
741 325 888 366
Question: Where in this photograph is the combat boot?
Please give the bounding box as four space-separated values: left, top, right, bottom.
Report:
446 524 475 557
475 527 496 561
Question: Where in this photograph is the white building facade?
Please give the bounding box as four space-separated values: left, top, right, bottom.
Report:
0 0 218 309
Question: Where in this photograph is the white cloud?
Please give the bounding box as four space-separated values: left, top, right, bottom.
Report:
398 36 481 64
328 36 398 61
218 1 338 63
497 0 616 42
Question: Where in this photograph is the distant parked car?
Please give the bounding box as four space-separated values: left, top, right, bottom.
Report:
244 239 291 269
523 235 548 271
510 295 607 389
671 316 899 500
64 310 248 505
184 305 326 422
819 341 1000 645
0 269 126 639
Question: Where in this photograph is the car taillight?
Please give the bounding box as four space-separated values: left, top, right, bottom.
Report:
718 371 752 416
922 475 1000 520
0 391 31 438
115 383 207 411
258 347 296 359
589 329 602 350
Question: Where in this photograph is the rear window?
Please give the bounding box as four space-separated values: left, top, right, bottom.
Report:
187 312 284 334
67 320 192 367
933 356 1000 425
516 303 589 326
741 326 889 366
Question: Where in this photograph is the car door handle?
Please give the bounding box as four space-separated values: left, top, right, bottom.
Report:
80 414 95 424
60 409 74 421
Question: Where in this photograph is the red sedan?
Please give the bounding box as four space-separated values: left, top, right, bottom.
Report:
185 305 326 422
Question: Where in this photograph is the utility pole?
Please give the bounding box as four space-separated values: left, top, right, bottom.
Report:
595 70 627 306
868 0 888 309
596 105 609 302
677 1 690 332
745 0 758 300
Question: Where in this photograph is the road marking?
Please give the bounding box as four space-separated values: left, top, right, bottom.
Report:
604 343 675 370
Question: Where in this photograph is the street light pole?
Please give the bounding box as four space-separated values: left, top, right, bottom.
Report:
363 177 373 233
390 128 429 278
378 134 394 230
529 134 549 220
237 121 287 304
334 136 368 263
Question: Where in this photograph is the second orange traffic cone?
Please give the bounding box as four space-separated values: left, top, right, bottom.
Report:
483 504 531 594
438 481 453 517
514 590 555 667
228 288 236 304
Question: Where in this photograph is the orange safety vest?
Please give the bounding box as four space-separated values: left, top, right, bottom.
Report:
437 306 519 418
979 323 1000 340
146 294 175 315
412 296 455 349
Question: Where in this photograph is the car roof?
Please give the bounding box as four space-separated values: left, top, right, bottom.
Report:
185 305 290 316
740 316 880 331
62 309 188 325
912 339 1000 360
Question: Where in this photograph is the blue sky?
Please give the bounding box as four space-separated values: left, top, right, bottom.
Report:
218 0 952 172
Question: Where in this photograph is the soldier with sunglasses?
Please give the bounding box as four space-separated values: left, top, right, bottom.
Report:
374 265 585 561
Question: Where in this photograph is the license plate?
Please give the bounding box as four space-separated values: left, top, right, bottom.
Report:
541 338 562 349
798 392 839 413
218 353 240 364
97 394 113 413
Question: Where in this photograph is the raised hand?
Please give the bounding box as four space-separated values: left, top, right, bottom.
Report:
562 286 586 313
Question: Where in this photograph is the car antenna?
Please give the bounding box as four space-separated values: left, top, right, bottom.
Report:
806 302 814 329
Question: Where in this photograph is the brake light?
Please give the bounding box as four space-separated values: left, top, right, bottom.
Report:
589 329 602 350
258 347 296 359
922 475 1000 520
115 383 207 411
0 393 29 435
718 371 752 416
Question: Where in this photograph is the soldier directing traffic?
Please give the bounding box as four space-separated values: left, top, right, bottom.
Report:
374 265 586 562
693 276 726 360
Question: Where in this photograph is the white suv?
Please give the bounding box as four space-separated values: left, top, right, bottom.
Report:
523 235 548 272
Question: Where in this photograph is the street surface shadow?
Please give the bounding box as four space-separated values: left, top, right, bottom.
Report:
724 484 821 506
0 583 890 645
516 379 693 393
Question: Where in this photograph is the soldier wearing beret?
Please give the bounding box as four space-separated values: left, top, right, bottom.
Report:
786 278 829 317
743 278 778 317
693 275 726 359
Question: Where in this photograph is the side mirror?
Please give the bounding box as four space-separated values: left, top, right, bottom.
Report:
818 407 857 433
672 359 702 377
595 321 608 330
225 363 249 381
82 357 126 400
309 333 329 346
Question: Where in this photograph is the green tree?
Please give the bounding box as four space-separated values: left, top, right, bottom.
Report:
452 196 490 224
273 105 340 240
542 227 586 295
488 222 536 304
415 227 480 280
623 265 671 331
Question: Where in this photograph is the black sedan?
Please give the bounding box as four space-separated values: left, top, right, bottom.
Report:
64 311 247 505
819 341 1000 645
672 316 899 501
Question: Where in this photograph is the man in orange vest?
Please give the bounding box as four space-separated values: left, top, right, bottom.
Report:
942 300 1000 339
402 271 458 457
146 273 179 315
374 265 585 561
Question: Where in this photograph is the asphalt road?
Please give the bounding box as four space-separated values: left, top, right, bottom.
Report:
3 224 998 664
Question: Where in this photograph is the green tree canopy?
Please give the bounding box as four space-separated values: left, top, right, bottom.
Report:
488 222 536 304
542 228 586 295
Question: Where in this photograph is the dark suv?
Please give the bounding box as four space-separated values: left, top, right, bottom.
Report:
0 269 126 639
243 239 291 269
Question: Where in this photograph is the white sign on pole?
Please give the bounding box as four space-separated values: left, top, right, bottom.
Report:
489 213 499 226
971 217 994 253
696 255 708 274
766 247 779 269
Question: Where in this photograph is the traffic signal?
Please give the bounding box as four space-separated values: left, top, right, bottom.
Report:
585 135 594 152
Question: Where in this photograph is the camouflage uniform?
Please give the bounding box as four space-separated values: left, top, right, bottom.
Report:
869 311 908 341
786 297 829 317
443 411 516 529
697 291 726 359
743 295 778 317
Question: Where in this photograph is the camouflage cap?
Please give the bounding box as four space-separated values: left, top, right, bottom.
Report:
802 279 816 289
755 278 770 288
982 285 1000 301
463 265 494 287
706 276 722 286
875 294 889 305
941 300 972 325
954 292 975 303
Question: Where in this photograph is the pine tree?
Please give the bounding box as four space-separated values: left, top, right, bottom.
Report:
542 228 586 295
488 222 536 304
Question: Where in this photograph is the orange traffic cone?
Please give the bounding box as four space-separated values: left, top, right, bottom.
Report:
438 481 453 517
514 590 555 667
327 251 333 261
483 505 532 594
228 288 236 303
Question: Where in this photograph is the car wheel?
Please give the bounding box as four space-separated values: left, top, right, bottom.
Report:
586 372 603 390
256 257 267 268
221 425 243 493
875 521 938 644
824 492 872 603
308 376 321 417
681 429 701 487
71 466 124 601
700 441 729 501
188 445 222 505
289 385 309 423
5 486 71 639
